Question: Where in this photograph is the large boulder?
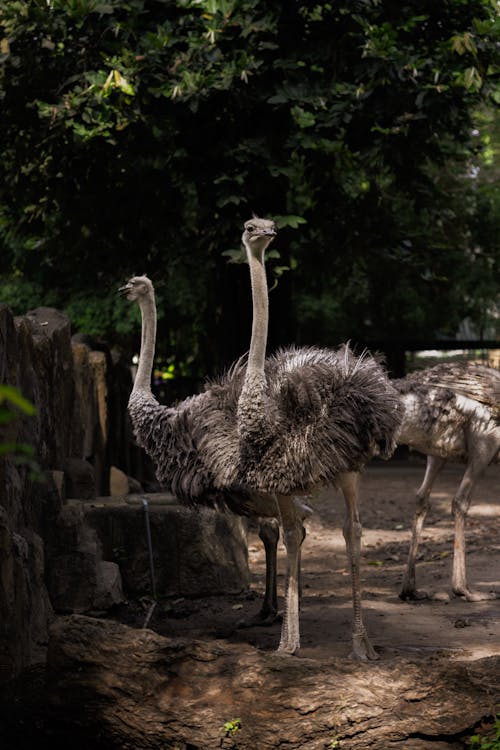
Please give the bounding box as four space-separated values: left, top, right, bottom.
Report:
0 304 138 677
41 615 500 750
0 506 53 678
45 502 125 614
84 495 250 598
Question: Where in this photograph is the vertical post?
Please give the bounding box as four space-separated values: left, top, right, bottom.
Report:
142 497 157 628
142 497 157 600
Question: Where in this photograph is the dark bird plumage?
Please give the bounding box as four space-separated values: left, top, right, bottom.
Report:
121 217 403 657
231 216 403 657
229 345 402 495
121 272 304 627
128 345 402 503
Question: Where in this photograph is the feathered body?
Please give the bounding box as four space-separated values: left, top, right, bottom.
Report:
232 345 401 494
393 362 500 463
128 344 402 504
119 274 258 514
395 360 500 601
121 214 403 656
127 386 272 518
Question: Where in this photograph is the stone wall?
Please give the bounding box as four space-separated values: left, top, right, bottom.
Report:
0 303 250 682
0 304 142 679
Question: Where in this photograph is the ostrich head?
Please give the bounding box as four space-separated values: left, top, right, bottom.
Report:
118 275 153 301
242 217 277 256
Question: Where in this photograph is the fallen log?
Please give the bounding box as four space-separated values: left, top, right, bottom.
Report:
45 615 500 750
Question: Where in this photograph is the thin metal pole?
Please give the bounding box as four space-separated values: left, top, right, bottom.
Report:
142 497 157 628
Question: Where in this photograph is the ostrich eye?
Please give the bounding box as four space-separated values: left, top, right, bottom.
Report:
246 225 254 232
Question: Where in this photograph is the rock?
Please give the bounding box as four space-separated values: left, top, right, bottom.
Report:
109 466 144 496
94 561 125 610
0 302 146 677
88 350 109 495
0 505 53 680
50 471 65 504
71 341 99 462
128 475 144 493
85 498 250 598
45 503 124 614
63 458 95 500
109 465 130 496
43 615 500 750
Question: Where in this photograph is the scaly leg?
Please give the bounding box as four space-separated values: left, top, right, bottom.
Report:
451 432 500 601
238 517 280 627
258 518 280 621
400 455 446 600
338 472 378 661
275 494 304 655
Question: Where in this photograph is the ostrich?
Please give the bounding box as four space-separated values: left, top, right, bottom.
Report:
119 273 307 627
394 362 500 601
230 216 403 657
121 218 402 658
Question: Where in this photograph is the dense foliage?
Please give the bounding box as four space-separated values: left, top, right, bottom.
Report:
0 0 498 375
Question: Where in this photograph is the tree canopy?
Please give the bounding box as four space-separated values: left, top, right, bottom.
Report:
0 0 499 375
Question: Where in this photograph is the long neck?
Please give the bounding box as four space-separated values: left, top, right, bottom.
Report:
237 241 273 449
133 291 157 394
245 245 269 375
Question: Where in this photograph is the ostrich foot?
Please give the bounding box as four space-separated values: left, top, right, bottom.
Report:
399 588 430 601
237 609 282 628
350 630 379 661
453 588 500 602
276 640 300 656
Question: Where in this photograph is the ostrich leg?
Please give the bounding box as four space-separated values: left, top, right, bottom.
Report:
452 432 500 601
238 518 280 628
400 455 446 600
338 472 378 661
276 494 304 655
257 519 280 621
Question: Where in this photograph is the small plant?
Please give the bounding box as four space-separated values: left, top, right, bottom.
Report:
327 737 340 749
469 715 500 749
0 385 42 481
221 718 241 737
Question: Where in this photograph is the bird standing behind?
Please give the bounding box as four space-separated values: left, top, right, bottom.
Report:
119 273 307 626
394 361 500 602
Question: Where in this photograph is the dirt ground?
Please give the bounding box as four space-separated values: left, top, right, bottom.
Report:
125 456 500 664
3 456 499 750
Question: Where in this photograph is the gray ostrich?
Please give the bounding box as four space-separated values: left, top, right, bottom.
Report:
121 218 402 658
394 363 500 601
119 274 309 627
230 217 403 656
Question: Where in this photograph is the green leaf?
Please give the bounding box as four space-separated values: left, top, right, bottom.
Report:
274 215 307 229
291 105 316 128
0 385 36 416
222 248 246 264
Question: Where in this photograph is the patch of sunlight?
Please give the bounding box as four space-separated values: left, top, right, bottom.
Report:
470 503 500 517
454 645 500 662
362 529 409 544
415 349 467 358
472 578 500 588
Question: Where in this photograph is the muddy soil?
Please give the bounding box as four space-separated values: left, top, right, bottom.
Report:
115 456 500 664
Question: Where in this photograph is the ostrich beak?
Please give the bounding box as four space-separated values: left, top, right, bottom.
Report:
118 282 131 296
